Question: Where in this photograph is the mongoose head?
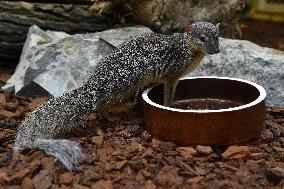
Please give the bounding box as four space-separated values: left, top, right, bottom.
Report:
186 22 220 54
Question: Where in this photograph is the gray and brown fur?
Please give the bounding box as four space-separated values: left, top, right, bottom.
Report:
13 22 220 170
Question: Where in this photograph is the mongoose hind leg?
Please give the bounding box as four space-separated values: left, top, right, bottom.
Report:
100 106 122 122
98 102 134 122
108 103 132 113
99 86 140 122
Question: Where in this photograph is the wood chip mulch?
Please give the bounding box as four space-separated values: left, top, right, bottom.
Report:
0 71 284 189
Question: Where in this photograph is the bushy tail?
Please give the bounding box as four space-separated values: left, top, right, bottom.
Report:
13 86 97 170
14 138 84 171
33 139 84 171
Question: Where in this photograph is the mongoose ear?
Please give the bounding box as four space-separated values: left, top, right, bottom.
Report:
216 23 220 31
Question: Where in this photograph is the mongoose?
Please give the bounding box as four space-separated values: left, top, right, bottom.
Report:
13 22 220 170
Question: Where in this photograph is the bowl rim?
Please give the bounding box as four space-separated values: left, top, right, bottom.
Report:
142 76 266 113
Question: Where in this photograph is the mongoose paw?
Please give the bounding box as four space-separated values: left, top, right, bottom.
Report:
163 101 178 108
163 101 172 108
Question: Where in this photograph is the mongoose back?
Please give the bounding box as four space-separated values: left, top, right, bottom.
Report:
13 22 220 170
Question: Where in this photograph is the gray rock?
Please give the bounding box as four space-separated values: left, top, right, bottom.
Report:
2 25 153 97
2 25 70 95
265 167 284 185
190 38 284 107
2 27 283 107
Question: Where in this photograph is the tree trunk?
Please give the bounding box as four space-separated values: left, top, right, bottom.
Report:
0 0 244 65
0 1 112 65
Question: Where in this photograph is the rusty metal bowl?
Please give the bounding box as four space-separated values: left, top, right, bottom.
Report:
142 76 266 145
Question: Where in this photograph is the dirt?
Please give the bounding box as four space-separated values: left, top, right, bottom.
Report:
0 68 284 189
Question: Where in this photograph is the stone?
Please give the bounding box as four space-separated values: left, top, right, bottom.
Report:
21 177 33 189
0 169 10 185
40 157 55 170
32 170 52 189
154 166 183 188
2 25 152 97
0 94 6 106
6 185 21 189
222 145 250 159
91 136 103 145
273 146 284 153
151 138 176 151
59 185 68 189
28 97 48 111
185 176 203 185
144 180 156 189
58 172 73 185
3 102 18 112
195 145 213 155
81 169 102 186
194 167 207 176
2 25 69 95
91 180 113 189
10 168 30 184
246 160 264 174
176 147 197 157
151 138 161 148
191 38 284 107
25 151 44 163
113 160 128 170
73 184 90 189
265 167 284 185
248 153 268 160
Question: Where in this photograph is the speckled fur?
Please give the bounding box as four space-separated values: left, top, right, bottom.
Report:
13 22 220 170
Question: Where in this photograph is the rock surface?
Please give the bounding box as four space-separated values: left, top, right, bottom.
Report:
2 27 284 107
1 25 152 97
190 38 284 107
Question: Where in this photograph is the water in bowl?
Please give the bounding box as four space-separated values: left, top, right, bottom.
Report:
172 98 243 110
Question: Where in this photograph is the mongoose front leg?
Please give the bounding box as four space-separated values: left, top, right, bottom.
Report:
163 79 179 107
119 83 144 109
106 85 141 117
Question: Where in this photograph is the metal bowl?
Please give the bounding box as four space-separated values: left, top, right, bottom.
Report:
142 76 266 145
